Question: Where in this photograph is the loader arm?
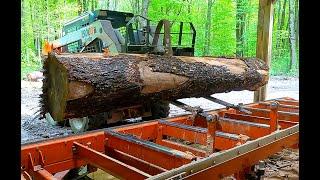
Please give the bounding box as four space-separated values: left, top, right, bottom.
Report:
43 20 121 55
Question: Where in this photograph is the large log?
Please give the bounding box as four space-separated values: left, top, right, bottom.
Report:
40 53 269 121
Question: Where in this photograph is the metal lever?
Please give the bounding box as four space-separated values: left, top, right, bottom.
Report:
204 96 252 114
171 100 213 121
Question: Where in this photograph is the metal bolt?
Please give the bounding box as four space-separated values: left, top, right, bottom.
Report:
72 145 77 153
258 161 265 169
206 115 213 122
270 101 279 110
237 150 241 155
209 113 219 122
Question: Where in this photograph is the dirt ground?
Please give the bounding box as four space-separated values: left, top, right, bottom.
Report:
21 75 299 179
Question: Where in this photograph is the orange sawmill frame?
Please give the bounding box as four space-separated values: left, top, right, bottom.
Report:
21 97 299 180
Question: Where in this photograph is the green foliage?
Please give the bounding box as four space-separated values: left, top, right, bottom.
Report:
21 0 299 79
210 0 236 56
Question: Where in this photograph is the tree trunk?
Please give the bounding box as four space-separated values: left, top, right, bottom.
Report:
275 0 282 49
30 3 36 52
21 0 24 18
141 0 150 18
91 0 94 11
288 0 297 69
236 0 247 57
137 0 140 15
78 0 82 15
203 0 213 56
295 0 299 50
41 53 269 121
37 36 41 58
280 0 287 48
114 0 118 10
83 0 88 12
188 0 192 14
46 0 49 41
140 0 150 27
106 0 109 9
280 0 287 30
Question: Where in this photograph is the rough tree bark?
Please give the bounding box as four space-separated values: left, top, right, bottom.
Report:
41 53 268 121
40 53 269 121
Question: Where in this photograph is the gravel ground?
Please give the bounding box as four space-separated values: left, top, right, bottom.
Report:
263 148 299 179
21 80 73 144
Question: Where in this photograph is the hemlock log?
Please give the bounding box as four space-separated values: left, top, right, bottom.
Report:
40 53 269 121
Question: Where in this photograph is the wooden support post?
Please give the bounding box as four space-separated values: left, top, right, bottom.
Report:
254 0 274 102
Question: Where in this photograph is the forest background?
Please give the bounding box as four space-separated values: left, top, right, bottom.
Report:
21 0 299 78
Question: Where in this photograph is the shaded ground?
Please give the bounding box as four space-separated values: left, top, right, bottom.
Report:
21 80 72 143
21 76 299 178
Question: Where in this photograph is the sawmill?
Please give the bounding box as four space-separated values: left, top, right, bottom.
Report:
21 3 299 179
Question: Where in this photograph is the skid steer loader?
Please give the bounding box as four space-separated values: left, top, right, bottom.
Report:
43 9 196 133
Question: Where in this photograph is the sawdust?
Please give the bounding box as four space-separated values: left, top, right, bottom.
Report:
263 148 299 180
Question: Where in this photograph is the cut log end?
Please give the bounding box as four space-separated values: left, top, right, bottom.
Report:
42 53 69 121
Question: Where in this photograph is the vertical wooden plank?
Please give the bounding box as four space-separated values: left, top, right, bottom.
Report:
254 0 274 102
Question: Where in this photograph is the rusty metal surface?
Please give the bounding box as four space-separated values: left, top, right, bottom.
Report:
21 97 299 180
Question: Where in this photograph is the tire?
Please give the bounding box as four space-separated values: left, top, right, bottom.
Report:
69 112 109 133
87 112 108 130
69 117 89 133
142 101 170 121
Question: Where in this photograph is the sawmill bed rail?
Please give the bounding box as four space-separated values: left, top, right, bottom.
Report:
21 97 299 180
